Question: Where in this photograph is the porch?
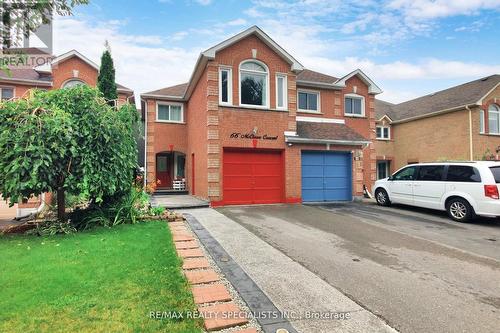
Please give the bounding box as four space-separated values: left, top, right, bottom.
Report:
155 151 186 190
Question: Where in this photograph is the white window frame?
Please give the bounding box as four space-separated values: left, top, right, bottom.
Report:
344 93 365 117
219 66 232 105
156 102 184 124
376 125 390 140
238 59 270 109
297 89 320 113
0 86 15 100
61 79 86 89
488 104 500 135
480 109 485 134
275 73 288 110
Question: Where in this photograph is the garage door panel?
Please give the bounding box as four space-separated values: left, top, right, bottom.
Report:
302 165 323 178
302 151 352 202
223 150 283 205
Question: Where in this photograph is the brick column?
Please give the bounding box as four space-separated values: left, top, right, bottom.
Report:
366 95 377 190
146 99 156 184
206 62 221 202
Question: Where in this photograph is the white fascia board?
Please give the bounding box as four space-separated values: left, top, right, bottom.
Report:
51 50 99 71
336 69 383 94
296 116 345 124
285 136 371 146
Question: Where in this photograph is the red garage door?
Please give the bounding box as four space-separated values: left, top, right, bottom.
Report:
223 149 284 205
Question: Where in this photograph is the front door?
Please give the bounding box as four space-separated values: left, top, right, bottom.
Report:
156 154 172 188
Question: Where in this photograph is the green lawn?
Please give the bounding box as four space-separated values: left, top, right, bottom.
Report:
0 221 203 333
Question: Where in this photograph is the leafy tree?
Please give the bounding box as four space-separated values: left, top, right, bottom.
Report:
0 86 139 220
97 41 118 104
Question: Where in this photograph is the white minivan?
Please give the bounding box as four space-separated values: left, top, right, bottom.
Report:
373 162 500 222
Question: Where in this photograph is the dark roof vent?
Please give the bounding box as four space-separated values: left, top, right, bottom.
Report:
481 76 489 81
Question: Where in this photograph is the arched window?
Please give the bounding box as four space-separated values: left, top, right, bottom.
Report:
489 104 500 134
62 79 85 89
239 60 269 107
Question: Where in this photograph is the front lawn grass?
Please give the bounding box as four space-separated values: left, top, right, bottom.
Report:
0 221 203 333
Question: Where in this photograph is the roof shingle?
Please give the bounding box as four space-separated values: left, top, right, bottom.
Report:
143 82 188 97
296 121 368 143
296 69 338 84
377 75 500 122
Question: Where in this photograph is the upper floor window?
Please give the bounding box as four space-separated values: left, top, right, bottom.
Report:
276 74 287 110
157 102 183 123
62 79 85 89
0 87 14 100
239 60 269 107
376 125 390 140
345 94 365 117
488 104 500 134
219 67 232 105
298 90 319 112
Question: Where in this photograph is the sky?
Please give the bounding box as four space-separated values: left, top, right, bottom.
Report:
51 0 500 104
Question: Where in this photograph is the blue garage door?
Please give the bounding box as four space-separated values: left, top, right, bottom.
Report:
301 151 352 202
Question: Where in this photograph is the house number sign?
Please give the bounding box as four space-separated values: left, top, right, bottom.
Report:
230 132 278 140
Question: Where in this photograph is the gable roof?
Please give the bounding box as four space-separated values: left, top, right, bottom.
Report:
141 26 381 100
375 99 396 120
0 49 133 95
378 75 500 123
203 26 304 72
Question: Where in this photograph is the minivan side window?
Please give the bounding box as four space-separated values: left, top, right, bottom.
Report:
490 167 500 183
446 166 481 182
417 165 445 181
392 166 417 181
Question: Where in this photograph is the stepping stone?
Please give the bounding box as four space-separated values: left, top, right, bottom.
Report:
192 283 232 304
171 229 190 236
175 241 199 250
183 257 210 270
198 302 249 331
173 234 195 242
234 329 258 333
177 248 204 258
169 222 184 227
185 269 219 284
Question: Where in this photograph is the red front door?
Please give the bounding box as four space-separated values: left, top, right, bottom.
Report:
156 154 172 188
223 149 284 205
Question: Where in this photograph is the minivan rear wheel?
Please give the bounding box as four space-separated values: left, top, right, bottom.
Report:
375 189 391 206
446 198 473 223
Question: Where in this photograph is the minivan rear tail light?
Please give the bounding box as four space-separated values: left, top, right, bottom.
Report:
484 185 499 199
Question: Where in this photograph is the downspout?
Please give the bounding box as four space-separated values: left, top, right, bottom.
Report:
143 99 147 186
466 105 473 161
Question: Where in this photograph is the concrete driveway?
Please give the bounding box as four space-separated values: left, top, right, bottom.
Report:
216 203 500 333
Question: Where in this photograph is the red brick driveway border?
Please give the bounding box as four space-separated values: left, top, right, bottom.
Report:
167 215 261 333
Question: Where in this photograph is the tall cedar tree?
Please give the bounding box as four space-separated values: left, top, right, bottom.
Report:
97 43 118 104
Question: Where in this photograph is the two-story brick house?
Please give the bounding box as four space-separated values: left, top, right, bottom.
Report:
141 26 382 205
374 75 500 179
0 48 134 218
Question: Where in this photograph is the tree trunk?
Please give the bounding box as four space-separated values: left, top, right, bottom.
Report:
57 187 66 221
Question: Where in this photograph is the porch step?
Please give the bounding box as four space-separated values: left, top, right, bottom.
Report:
154 190 189 195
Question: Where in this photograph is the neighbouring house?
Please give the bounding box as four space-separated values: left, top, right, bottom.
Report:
0 48 134 218
374 75 500 179
141 26 382 206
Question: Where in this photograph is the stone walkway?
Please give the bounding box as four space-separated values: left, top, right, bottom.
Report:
168 219 259 332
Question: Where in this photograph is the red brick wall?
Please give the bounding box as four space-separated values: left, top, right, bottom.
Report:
52 56 98 88
186 67 209 198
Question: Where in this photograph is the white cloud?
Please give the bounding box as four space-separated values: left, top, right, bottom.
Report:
195 0 212 5
387 0 500 20
226 18 248 26
53 17 200 105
